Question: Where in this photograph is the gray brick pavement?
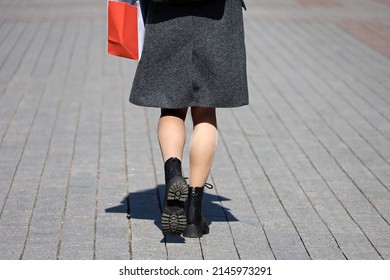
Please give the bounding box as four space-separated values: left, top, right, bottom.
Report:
0 0 389 260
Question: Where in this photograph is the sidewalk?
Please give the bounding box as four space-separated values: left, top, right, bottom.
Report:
0 0 389 260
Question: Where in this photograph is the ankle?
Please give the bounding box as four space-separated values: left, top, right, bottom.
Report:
188 183 213 192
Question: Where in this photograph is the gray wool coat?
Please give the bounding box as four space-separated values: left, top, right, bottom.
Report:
129 0 249 108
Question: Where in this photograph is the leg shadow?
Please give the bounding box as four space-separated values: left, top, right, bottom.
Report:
105 184 238 243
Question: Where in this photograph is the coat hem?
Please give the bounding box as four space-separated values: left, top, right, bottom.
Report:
129 99 249 109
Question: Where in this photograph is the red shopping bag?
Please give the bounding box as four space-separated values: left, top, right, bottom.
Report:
107 0 145 60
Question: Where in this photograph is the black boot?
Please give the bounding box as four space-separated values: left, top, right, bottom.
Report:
183 186 210 238
161 157 188 236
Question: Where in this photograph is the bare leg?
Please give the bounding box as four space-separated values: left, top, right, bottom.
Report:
183 107 217 238
189 107 218 188
157 108 188 162
158 108 189 236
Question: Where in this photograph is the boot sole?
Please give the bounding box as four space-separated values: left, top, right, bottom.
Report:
161 178 188 236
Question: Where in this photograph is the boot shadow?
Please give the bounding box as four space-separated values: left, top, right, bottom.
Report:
105 184 238 242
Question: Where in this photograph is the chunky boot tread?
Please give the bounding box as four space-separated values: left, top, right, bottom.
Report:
161 209 186 236
166 177 188 202
161 176 188 236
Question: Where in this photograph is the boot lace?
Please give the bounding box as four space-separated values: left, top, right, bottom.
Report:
184 178 213 190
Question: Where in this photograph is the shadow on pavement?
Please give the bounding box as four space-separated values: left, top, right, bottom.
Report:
105 184 238 242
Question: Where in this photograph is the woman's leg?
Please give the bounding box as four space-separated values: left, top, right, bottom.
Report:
158 108 189 236
184 106 218 238
189 107 218 188
157 108 188 162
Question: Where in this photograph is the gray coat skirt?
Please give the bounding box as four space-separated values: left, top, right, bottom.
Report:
129 0 248 108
